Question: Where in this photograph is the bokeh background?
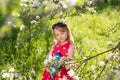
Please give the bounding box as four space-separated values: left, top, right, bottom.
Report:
0 0 120 80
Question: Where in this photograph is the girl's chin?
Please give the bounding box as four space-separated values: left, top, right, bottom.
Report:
59 40 67 43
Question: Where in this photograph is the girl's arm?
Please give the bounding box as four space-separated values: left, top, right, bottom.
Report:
45 42 56 60
44 42 56 67
68 43 75 58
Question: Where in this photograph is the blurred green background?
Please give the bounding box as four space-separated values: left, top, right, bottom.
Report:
0 0 120 80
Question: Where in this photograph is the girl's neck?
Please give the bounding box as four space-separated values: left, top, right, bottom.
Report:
59 40 69 45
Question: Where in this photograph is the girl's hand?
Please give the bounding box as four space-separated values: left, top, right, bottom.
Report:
44 59 48 68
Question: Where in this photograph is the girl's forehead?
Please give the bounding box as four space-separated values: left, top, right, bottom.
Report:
54 29 64 33
54 27 66 32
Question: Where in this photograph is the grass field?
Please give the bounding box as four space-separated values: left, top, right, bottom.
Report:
0 0 120 80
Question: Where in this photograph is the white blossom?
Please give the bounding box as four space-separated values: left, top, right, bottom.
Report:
20 3 27 7
87 1 93 6
42 1 48 5
83 57 87 60
2 72 10 78
9 67 15 73
21 0 28 3
44 59 48 65
20 24 25 31
51 68 56 72
99 61 105 67
48 54 53 61
31 20 37 24
108 41 113 45
59 1 68 9
67 0 76 7
31 68 35 75
44 54 53 65
67 69 75 77
35 15 40 20
29 0 40 8
7 21 13 26
92 74 97 79
62 76 67 80
86 7 96 13
73 75 80 80
106 52 113 60
90 65 96 71
114 52 119 59
1 68 23 79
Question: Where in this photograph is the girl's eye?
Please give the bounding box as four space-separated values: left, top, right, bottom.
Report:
56 34 59 36
56 33 64 36
61 33 64 35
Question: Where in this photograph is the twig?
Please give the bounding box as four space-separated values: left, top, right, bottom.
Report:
78 41 120 62
94 41 120 80
95 60 108 80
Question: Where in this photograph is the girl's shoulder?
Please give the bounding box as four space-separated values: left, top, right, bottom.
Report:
70 42 75 47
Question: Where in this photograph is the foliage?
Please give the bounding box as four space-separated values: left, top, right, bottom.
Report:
0 0 120 80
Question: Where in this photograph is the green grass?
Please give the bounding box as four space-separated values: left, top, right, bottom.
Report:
0 0 120 80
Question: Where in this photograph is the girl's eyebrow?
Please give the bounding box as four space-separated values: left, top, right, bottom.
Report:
55 32 64 35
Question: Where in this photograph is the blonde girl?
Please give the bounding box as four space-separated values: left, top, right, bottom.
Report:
41 22 75 80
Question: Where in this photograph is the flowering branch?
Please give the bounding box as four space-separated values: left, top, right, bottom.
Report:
95 60 108 80
95 41 120 80
78 41 120 62
44 41 120 79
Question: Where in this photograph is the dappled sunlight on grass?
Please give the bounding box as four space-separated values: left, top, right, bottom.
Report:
0 0 120 80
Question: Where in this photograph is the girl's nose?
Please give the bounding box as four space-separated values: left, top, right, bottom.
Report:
59 35 63 38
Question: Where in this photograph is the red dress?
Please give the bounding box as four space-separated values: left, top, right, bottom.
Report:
41 42 73 80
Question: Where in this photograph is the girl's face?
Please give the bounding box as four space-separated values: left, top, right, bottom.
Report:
54 28 68 44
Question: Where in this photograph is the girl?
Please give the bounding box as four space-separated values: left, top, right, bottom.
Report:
41 22 75 80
